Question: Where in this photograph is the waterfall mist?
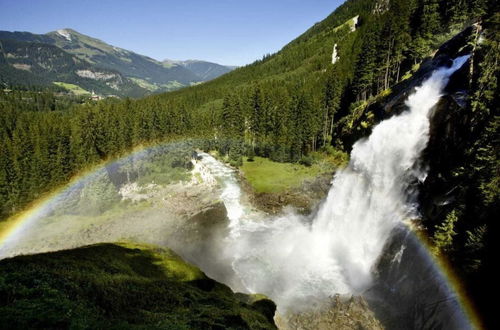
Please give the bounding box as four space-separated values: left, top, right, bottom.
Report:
194 56 470 312
0 56 472 325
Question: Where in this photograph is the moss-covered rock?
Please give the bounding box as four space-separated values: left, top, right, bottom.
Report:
0 243 276 329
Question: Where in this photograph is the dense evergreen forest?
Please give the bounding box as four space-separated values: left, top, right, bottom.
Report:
0 0 498 324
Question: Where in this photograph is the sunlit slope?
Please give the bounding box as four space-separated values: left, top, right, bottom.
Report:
0 243 277 329
149 0 372 107
0 29 236 93
0 38 148 97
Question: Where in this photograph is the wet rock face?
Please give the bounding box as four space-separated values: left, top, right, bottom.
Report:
339 25 479 152
434 25 478 60
383 25 476 118
171 200 229 246
359 25 479 228
419 94 471 223
168 201 240 287
235 293 278 325
418 26 477 228
186 201 229 234
369 226 470 330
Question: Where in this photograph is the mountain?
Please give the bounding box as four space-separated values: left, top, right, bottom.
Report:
0 38 147 97
0 29 235 95
164 59 237 81
0 0 497 326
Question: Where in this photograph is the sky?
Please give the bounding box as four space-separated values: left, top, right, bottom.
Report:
0 0 343 66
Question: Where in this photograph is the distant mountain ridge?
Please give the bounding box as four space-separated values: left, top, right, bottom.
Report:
0 38 147 97
163 59 237 81
0 28 236 97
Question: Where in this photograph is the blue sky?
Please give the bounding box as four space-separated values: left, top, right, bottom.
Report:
0 0 343 66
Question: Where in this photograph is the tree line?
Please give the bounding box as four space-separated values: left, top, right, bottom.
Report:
0 0 493 219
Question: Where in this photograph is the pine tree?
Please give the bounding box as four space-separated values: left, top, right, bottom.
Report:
432 209 459 256
420 0 441 38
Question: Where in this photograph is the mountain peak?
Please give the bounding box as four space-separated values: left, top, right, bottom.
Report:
0 28 235 94
55 29 73 41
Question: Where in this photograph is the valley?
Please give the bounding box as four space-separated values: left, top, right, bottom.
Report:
0 28 236 97
0 0 497 328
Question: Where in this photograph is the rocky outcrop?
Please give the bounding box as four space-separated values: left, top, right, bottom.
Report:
183 201 229 242
76 69 120 81
383 25 478 118
339 25 480 151
168 201 237 286
361 24 491 329
418 93 472 224
332 43 339 64
276 295 383 330
236 293 278 325
368 226 470 330
241 173 332 215
417 24 481 230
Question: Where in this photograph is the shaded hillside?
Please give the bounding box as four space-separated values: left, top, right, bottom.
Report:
0 243 276 329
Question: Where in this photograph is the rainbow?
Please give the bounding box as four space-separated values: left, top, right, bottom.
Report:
0 140 483 329
0 141 159 252
0 164 107 250
410 230 484 329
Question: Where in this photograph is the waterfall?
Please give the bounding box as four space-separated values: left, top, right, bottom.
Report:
198 56 470 312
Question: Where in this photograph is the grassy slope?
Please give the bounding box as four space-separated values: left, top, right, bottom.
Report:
242 157 323 193
143 0 372 112
53 82 90 95
241 152 348 193
0 243 276 329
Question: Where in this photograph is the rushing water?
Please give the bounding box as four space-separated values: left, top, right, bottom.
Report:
197 56 470 312
0 56 472 327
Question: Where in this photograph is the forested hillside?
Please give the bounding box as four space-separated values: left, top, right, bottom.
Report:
0 0 498 325
0 29 236 94
0 38 147 97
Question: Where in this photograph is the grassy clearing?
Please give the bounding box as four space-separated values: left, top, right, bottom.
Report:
241 151 348 194
53 81 90 95
163 80 185 90
129 77 159 91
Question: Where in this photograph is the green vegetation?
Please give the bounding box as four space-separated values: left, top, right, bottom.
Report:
129 78 188 93
431 209 459 256
1 0 493 221
132 146 194 186
241 151 347 193
0 29 235 95
0 243 277 329
0 0 494 230
129 77 160 91
0 0 497 325
164 80 185 90
53 82 90 95
0 88 89 112
0 38 148 97
424 14 498 326
242 157 321 193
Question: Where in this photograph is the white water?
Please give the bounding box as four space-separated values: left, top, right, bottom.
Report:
198 56 469 311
